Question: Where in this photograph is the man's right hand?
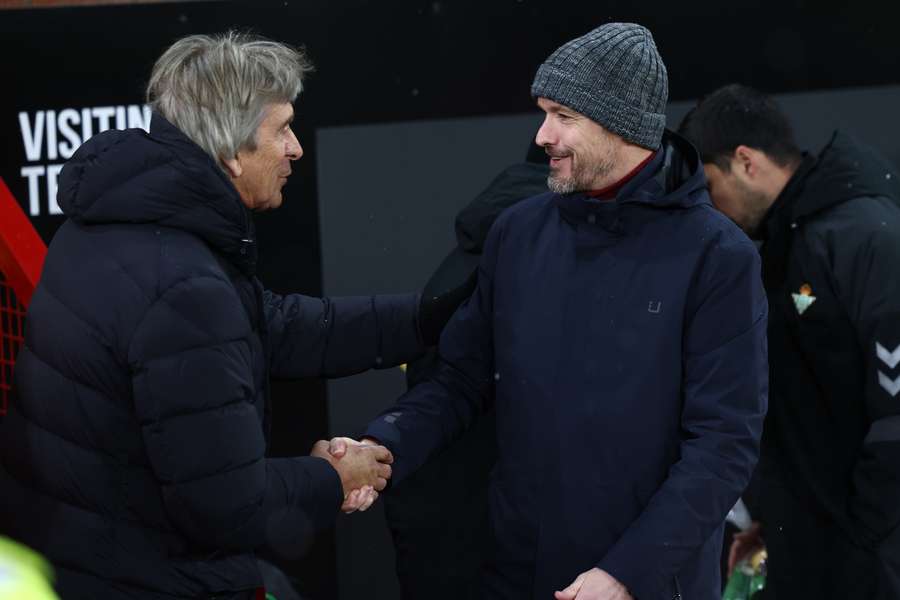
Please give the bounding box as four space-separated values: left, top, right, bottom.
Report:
310 439 393 513
728 521 765 576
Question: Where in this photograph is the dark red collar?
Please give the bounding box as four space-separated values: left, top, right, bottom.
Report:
586 151 657 200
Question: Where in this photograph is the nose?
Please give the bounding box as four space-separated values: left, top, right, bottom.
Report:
286 127 303 160
534 115 554 150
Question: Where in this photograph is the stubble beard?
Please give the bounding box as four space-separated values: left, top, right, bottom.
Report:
546 145 617 194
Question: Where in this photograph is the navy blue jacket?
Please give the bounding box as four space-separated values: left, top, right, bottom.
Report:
0 114 424 599
366 132 769 600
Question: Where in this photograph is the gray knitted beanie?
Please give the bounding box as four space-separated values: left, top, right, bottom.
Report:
531 23 668 150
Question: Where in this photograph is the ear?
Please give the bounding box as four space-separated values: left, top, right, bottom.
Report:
733 145 759 178
221 155 243 178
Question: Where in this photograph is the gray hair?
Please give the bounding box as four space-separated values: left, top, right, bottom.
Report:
147 31 312 165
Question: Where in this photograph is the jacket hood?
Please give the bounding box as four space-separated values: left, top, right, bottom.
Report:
760 131 900 289
787 131 900 222
57 113 257 274
622 128 710 209
553 129 711 222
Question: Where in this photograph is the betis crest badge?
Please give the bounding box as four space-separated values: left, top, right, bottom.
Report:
791 283 816 316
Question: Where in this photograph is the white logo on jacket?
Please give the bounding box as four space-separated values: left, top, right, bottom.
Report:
876 342 900 397
876 342 900 369
791 283 816 316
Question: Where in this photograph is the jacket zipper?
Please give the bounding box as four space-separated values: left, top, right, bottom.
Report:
673 575 683 600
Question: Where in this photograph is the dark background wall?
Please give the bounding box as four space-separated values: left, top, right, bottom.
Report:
1 1 899 599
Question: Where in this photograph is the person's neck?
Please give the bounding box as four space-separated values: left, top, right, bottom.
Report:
750 158 804 238
587 147 655 200
597 147 653 188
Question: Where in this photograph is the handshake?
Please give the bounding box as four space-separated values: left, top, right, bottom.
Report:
311 437 393 513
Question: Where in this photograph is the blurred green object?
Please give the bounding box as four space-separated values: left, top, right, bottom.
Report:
723 549 767 600
0 536 59 599
266 594 277 600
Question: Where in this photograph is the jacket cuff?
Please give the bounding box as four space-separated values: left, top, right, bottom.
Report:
297 456 344 528
374 293 425 366
597 546 666 600
363 422 414 484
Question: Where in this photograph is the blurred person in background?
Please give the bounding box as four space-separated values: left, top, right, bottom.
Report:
386 143 548 599
680 83 900 599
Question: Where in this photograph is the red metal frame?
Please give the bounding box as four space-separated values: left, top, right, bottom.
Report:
0 176 47 416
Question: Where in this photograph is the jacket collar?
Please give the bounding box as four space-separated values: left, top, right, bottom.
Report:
57 112 258 275
553 129 710 228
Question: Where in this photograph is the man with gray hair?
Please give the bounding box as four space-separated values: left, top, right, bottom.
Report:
0 32 468 599
331 22 768 599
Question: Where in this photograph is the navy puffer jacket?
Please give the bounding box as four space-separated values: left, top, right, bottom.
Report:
0 114 424 599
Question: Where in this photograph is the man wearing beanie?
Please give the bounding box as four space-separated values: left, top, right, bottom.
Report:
334 23 769 600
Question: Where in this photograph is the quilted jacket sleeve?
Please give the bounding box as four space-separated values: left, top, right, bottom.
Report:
831 198 900 549
129 275 342 552
264 291 425 379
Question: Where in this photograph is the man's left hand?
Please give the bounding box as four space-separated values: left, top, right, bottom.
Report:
555 568 633 600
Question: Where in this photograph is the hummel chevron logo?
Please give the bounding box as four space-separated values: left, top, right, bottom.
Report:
878 372 900 397
876 342 900 370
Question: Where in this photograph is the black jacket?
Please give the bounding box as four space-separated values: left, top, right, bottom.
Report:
405 162 550 386
755 131 900 598
0 114 424 599
387 161 548 600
